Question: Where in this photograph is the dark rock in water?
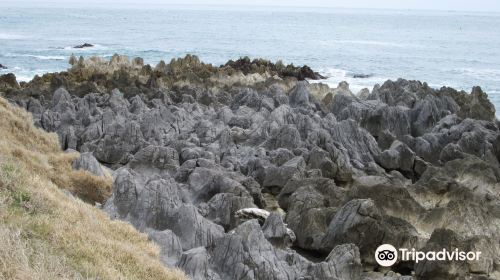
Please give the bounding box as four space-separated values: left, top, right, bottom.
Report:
352 73 372 79
0 63 6 69
73 43 94 49
6 55 500 279
298 65 326 80
223 56 325 80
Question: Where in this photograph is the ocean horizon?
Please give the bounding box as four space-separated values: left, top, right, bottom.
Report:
2 5 500 115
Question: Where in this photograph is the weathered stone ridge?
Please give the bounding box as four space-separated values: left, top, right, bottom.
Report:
2 55 499 280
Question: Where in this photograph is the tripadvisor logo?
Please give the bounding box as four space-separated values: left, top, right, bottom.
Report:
375 244 482 267
375 244 398 267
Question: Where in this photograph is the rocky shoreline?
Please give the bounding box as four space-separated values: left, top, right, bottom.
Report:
1 54 499 280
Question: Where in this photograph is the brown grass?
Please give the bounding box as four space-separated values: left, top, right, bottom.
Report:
0 97 112 204
0 97 186 280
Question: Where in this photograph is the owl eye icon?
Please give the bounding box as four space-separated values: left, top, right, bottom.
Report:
378 250 395 261
375 244 398 266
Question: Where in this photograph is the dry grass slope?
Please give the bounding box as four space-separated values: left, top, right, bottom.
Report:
0 97 186 280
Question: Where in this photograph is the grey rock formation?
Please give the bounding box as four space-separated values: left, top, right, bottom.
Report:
207 193 256 229
166 204 225 250
321 199 386 264
7 55 500 279
72 152 105 177
262 156 305 193
325 244 363 280
280 178 345 251
177 247 220 280
261 212 295 247
376 140 416 174
415 229 499 279
288 81 310 107
147 229 183 266
208 219 362 280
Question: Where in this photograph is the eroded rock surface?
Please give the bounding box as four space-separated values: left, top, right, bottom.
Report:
3 55 500 280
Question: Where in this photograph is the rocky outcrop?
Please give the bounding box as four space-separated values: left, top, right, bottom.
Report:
223 56 326 80
3 55 500 280
0 73 19 91
414 229 499 279
73 43 94 49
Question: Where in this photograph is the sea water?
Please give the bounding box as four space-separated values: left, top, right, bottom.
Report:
1 5 500 115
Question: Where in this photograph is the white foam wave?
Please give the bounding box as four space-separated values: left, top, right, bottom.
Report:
321 39 406 48
28 55 67 60
0 32 26 40
15 75 35 82
0 68 34 82
311 67 387 94
0 66 23 71
16 70 54 82
459 68 500 82
3 53 68 60
319 67 348 80
0 65 55 82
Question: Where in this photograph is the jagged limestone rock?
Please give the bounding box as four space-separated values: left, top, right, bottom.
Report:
9 56 500 279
